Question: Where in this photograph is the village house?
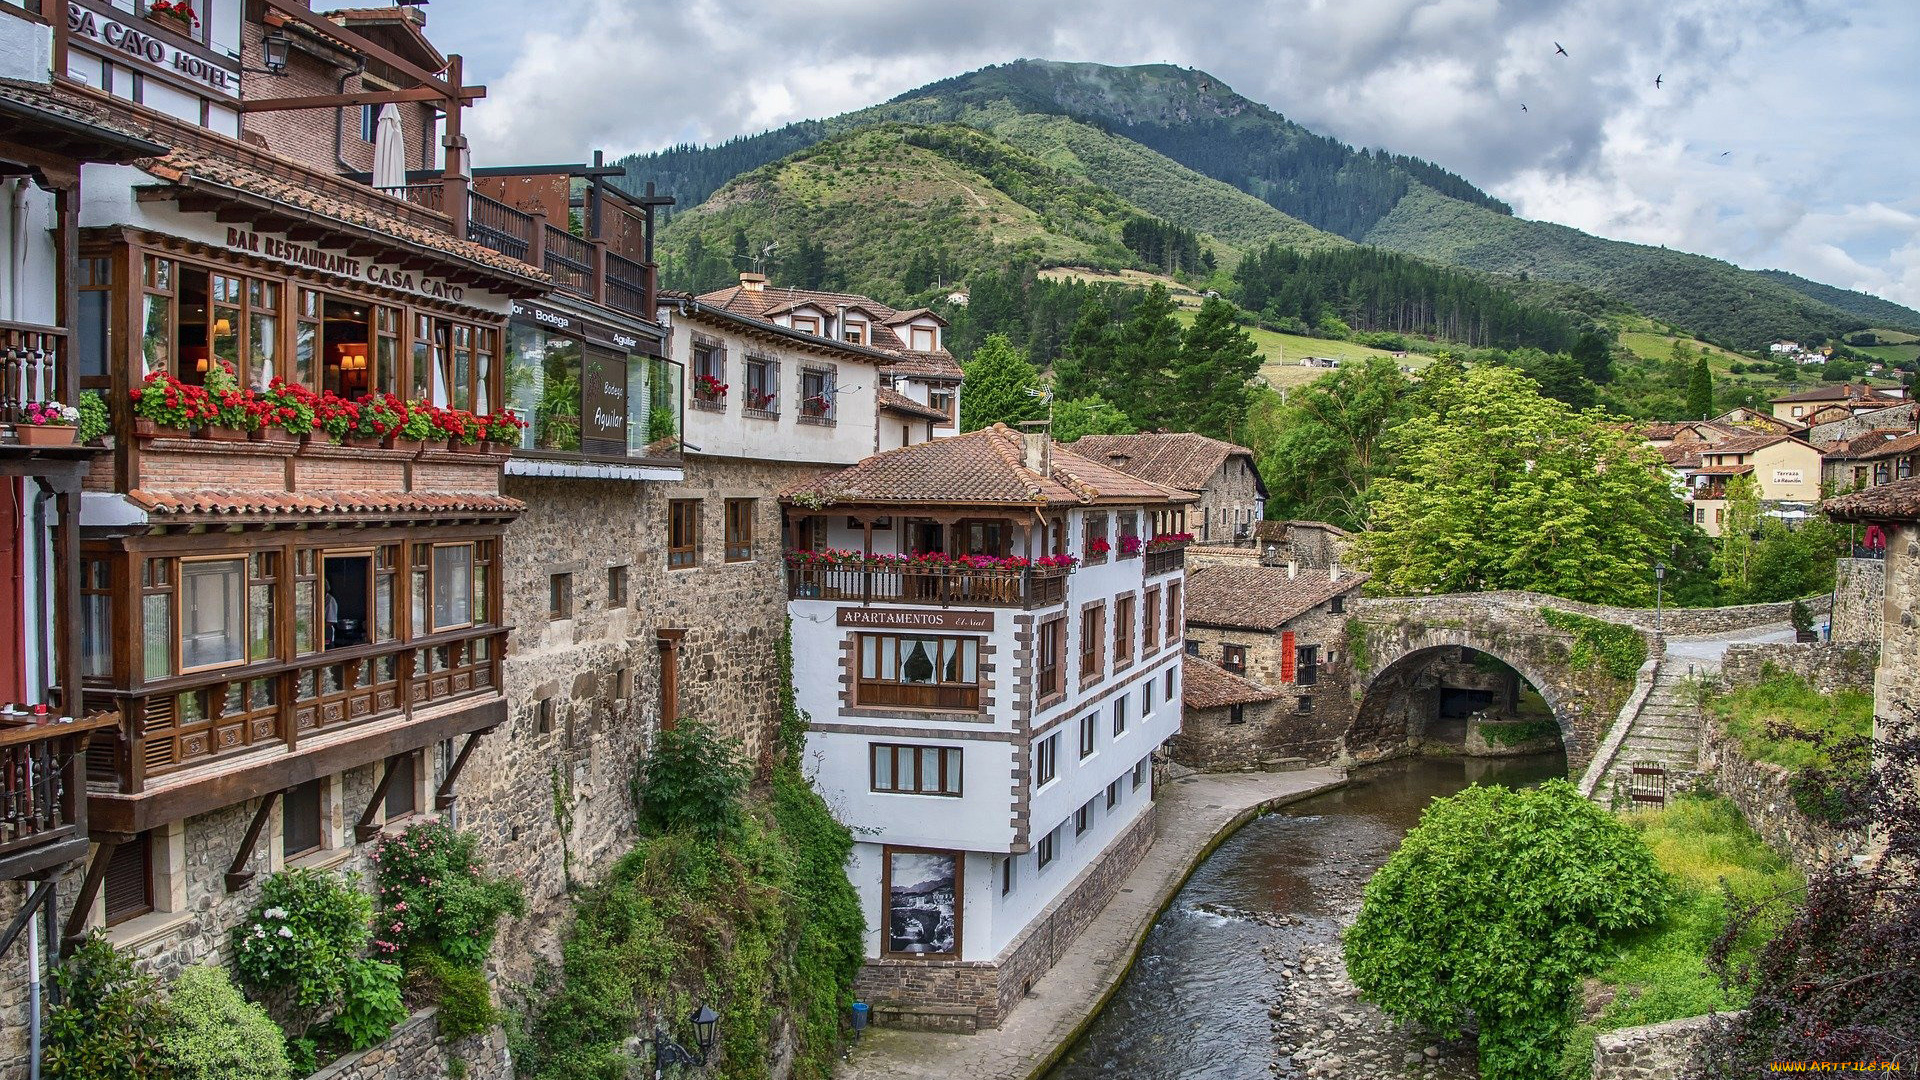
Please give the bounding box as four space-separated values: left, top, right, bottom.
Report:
1172 562 1365 770
1804 400 1916 447
1770 383 1905 425
1820 429 1920 492
1070 431 1265 543
1684 435 1822 536
781 422 1193 1031
1824 479 1920 755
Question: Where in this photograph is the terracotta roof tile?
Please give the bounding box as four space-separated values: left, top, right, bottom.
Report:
1659 443 1703 468
0 81 168 158
779 423 1193 508
885 352 964 379
1687 464 1755 476
1182 656 1284 710
1070 433 1258 493
1772 383 1903 404
876 388 950 422
1183 564 1367 632
1822 428 1913 457
1639 422 1703 440
127 489 524 519
1697 434 1806 455
1252 519 1349 543
1854 432 1920 460
1826 477 1920 521
697 284 960 371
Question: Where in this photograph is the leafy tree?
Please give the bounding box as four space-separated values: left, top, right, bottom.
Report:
1051 395 1136 442
1355 366 1692 605
1169 295 1262 439
45 933 172 1080
776 237 831 289
1713 509 1843 604
1687 355 1715 418
958 334 1044 432
1108 284 1183 423
1344 780 1669 1080
1245 358 1414 528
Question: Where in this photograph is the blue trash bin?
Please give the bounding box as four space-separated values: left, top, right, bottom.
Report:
851 1001 870 1032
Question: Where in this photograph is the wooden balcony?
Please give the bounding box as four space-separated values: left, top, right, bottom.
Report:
0 714 117 881
787 560 1069 609
0 320 65 427
461 191 658 321
1144 544 1187 577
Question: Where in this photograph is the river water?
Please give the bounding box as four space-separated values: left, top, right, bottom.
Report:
1045 752 1568 1080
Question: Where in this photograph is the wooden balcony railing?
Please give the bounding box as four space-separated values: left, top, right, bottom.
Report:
787 560 1069 609
86 629 504 794
853 682 981 711
457 196 658 320
0 714 116 880
1144 544 1187 577
0 321 64 426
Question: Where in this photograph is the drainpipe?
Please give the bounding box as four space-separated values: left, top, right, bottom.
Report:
10 177 29 321
331 61 365 175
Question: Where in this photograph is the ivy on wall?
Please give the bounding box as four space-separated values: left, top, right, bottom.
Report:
1540 608 1647 681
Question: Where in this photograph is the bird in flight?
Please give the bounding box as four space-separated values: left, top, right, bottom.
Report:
1654 74 1663 88
1521 103 1528 112
1719 150 1731 157
1555 42 1569 56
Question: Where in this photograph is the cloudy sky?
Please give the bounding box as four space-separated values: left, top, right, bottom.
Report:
430 0 1920 309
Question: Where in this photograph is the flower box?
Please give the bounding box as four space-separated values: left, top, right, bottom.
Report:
197 426 250 443
250 426 299 445
17 424 77 447
132 417 163 440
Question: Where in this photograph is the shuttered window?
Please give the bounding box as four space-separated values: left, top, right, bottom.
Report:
283 779 324 859
103 833 153 926
385 754 417 820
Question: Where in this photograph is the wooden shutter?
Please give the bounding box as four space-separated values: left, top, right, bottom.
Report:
283 779 323 857
1281 631 1296 683
384 754 417 820
103 833 153 926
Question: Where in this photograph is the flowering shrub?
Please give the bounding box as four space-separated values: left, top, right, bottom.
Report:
1147 532 1195 549
130 371 215 429
395 399 437 443
203 361 257 431
370 821 524 968
483 408 526 443
232 868 372 1009
694 373 728 399
254 379 317 436
429 404 483 444
148 0 198 27
22 401 78 426
1119 533 1144 556
1086 537 1112 557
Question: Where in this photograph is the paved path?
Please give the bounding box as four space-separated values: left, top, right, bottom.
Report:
1662 622 1794 664
835 767 1348 1080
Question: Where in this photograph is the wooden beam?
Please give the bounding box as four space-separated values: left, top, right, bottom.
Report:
353 755 403 842
214 206 260 224
284 225 328 242
238 85 486 114
432 732 482 810
224 792 279 893
61 839 118 955
261 0 461 96
0 881 53 957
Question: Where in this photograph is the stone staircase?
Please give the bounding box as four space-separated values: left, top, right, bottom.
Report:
1581 653 1715 803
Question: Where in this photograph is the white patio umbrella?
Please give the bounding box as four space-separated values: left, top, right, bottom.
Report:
371 103 407 192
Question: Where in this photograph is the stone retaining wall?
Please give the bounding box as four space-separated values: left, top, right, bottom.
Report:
1719 642 1877 696
1355 591 1828 636
1831 558 1884 644
311 1007 510 1080
1700 717 1867 874
855 804 1158 1031
1590 1014 1714 1080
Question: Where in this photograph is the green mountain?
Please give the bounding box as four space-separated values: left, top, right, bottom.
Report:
629 60 1920 349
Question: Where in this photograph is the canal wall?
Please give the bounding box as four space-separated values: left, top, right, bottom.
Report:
1589 1014 1714 1080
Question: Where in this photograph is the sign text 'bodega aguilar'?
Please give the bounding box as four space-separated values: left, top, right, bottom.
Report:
226 229 466 302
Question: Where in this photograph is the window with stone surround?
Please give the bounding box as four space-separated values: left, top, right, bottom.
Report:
857 633 981 711
1296 644 1319 686
669 500 701 568
725 499 755 562
549 572 573 620
691 338 726 410
743 355 779 418
1330 592 1345 614
1221 643 1247 675
800 365 837 423
1229 704 1246 725
607 565 629 607
1297 696 1313 715
384 752 419 821
871 743 963 796
1080 603 1106 682
1038 615 1066 699
1114 595 1136 668
1083 512 1109 565
1036 733 1059 788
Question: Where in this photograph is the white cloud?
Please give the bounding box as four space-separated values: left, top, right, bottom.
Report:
438 0 1920 312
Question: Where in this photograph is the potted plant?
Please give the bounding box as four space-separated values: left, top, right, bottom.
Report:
389 398 436 454
254 379 317 443
17 401 79 446
693 373 727 402
431 405 484 452
314 391 385 447
199 361 256 441
146 0 198 34
76 390 111 446
484 409 526 450
129 371 213 436
1790 599 1818 643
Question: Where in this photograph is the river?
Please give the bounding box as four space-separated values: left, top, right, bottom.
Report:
1044 752 1568 1080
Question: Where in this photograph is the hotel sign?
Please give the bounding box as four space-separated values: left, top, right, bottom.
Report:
68 0 241 99
1772 469 1804 484
225 228 469 303
836 608 995 632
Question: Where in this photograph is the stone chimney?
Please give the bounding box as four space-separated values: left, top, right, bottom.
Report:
1018 420 1051 475
1287 561 1297 580
1329 561 1340 582
739 272 768 292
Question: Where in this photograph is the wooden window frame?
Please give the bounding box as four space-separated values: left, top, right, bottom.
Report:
1037 828 1055 869
1221 643 1247 675
743 354 780 418
855 633 982 712
549 572 573 620
1037 615 1066 700
869 743 964 797
606 565 629 607
1144 587 1160 653
102 832 154 927
725 499 755 562
1113 694 1127 737
1165 582 1182 643
1296 644 1319 686
910 325 937 352
669 499 701 569
1080 603 1106 683
282 776 327 861
1113 594 1136 668
175 554 249 676
1075 800 1091 836
1083 512 1109 565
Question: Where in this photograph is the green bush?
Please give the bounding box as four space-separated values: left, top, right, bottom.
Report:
1710 667 1874 823
45 933 172 1080
1477 718 1561 747
156 966 291 1080
233 868 372 1009
78 390 111 444
1344 780 1669 1080
636 719 751 841
412 951 499 1039
329 959 407 1051
372 821 524 968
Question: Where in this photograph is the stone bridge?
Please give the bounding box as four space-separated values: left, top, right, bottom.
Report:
1342 591 1823 778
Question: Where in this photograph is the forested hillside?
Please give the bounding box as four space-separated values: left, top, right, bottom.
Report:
1755 270 1920 332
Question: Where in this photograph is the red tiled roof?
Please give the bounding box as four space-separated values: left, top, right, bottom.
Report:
1856 432 1920 460
1182 656 1283 710
1697 434 1806 455
1070 433 1259 493
1639 421 1706 440
886 352 964 379
779 423 1193 508
0 81 168 160
1822 428 1913 457
1659 443 1703 468
1826 477 1920 521
876 388 950 422
1252 519 1349 543
697 284 960 371
1771 382 1903 404
1687 464 1755 477
1183 564 1367 632
128 489 525 519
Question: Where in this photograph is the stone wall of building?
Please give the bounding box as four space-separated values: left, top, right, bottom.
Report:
1179 585 1356 769
1589 1014 1714 1080
1831 557 1885 644
1193 459 1265 544
855 804 1157 1031
1719 642 1878 696
310 1007 511 1080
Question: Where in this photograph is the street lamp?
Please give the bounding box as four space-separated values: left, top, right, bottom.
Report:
259 30 291 75
1654 562 1666 632
651 1004 720 1078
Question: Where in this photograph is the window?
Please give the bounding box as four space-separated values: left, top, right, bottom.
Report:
1038 616 1065 699
179 557 246 672
1118 513 1140 558
1140 684 1151 717
1132 757 1148 790
1184 639 1199 656
1114 595 1135 667
1081 604 1106 680
669 500 701 568
725 499 755 562
1144 588 1160 652
81 558 113 677
549 573 573 620
406 541 487 638
360 104 378 143
1296 644 1319 686
1084 513 1109 564
283 778 325 859
1166 668 1177 701
1221 644 1247 675
844 321 867 345
1165 582 1181 642
692 339 725 409
103 833 153 927
857 633 981 710
1037 828 1056 869
1106 779 1120 810
1694 506 1706 524
800 366 836 422
1079 713 1097 758
1036 733 1059 787
1792 406 1805 418
1330 592 1345 614
871 744 964 796
1001 857 1014 896
910 325 938 351
744 355 778 416
384 754 418 820
790 314 820 334
430 544 475 629
1297 696 1314 715
77 257 110 380
1113 696 1127 737
1075 800 1092 836
929 388 954 422
606 565 629 607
